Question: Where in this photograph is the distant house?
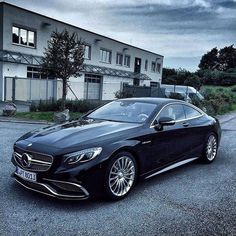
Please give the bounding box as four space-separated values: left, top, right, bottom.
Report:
0 2 163 102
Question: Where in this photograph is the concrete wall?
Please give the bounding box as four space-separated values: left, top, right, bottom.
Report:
102 76 133 100
2 3 163 83
67 75 85 100
0 62 3 100
1 62 27 100
4 77 61 101
0 3 3 50
0 4 3 100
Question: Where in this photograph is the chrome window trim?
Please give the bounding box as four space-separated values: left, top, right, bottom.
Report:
150 101 204 128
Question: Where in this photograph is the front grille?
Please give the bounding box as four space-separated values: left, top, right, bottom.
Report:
13 148 53 172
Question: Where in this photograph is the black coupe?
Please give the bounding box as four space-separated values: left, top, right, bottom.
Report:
12 98 221 200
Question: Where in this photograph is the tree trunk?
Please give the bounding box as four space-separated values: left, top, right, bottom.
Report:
61 78 67 111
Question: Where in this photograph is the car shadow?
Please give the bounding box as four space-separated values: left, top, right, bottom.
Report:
10 157 222 211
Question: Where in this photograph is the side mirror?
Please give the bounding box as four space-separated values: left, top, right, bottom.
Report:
159 116 175 126
154 116 175 131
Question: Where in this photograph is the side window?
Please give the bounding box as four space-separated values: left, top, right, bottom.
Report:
159 104 185 121
183 105 202 119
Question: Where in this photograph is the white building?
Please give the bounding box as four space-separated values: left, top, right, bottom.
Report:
0 2 163 101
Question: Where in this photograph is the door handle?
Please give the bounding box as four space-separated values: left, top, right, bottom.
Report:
182 122 189 127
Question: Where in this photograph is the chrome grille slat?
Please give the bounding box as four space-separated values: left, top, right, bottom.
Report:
14 149 53 172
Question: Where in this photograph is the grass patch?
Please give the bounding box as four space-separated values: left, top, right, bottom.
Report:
14 112 82 122
201 85 236 92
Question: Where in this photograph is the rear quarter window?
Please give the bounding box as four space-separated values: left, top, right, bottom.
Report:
183 105 202 119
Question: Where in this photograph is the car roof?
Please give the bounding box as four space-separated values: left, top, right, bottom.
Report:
119 97 181 106
161 84 197 93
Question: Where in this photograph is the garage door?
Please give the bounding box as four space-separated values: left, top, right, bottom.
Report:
84 74 102 100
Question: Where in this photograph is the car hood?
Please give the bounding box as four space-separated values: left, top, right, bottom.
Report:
16 119 142 150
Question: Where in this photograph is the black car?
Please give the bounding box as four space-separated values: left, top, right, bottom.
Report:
12 98 221 200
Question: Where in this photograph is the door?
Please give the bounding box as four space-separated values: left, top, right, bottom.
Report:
150 104 190 168
182 104 207 156
84 74 102 100
134 57 141 73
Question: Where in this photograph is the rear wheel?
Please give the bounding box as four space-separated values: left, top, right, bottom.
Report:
201 133 218 163
104 152 137 201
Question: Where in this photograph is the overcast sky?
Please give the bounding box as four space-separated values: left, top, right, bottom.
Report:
4 0 236 71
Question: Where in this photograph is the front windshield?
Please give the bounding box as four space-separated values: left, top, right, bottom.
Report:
87 100 157 123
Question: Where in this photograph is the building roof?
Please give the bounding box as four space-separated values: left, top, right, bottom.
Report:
0 49 151 80
82 64 151 80
0 2 163 58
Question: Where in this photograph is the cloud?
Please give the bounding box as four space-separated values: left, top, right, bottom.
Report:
4 0 236 71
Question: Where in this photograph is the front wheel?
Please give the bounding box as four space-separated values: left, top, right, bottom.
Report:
104 152 137 201
201 133 218 163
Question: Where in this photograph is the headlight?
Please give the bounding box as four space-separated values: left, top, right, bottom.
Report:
64 147 102 165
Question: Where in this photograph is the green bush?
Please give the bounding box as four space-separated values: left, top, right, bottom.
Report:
231 86 236 92
194 87 236 115
30 99 105 113
199 69 236 86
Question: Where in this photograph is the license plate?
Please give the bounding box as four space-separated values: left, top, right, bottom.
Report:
15 166 37 182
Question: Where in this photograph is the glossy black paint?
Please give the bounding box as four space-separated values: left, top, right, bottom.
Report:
11 98 221 199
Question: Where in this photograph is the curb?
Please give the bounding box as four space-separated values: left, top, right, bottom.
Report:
216 111 236 124
0 118 52 125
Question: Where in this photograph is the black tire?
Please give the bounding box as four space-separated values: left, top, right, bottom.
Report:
104 151 137 201
201 133 218 164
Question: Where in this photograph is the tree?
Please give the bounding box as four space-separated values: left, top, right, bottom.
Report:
184 74 202 90
218 45 236 71
162 68 177 80
41 30 84 110
198 47 218 70
199 45 236 72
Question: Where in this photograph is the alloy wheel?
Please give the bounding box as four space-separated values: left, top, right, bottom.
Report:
108 156 136 197
206 134 217 161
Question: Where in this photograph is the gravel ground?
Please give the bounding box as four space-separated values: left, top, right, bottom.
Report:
0 114 235 235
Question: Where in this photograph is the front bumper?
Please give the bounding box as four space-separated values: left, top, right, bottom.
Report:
12 172 89 200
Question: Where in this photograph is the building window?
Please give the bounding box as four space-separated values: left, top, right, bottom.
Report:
27 67 47 79
84 45 91 60
156 63 161 73
12 26 36 48
124 55 131 67
151 62 156 72
145 60 148 71
134 78 140 86
116 53 123 66
150 81 158 87
100 49 112 63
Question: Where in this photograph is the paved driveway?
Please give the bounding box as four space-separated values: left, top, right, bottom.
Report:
0 116 235 235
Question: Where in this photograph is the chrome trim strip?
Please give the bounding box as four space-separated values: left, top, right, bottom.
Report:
31 159 51 166
14 176 89 200
15 178 57 199
142 141 151 145
150 101 204 128
43 178 89 197
145 157 199 179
